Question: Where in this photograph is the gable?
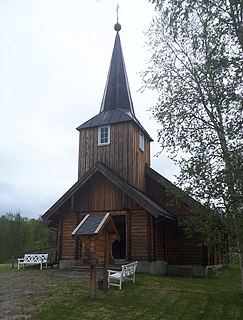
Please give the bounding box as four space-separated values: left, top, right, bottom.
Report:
42 162 175 227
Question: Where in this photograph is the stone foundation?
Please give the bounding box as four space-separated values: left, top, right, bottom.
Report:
137 261 168 275
137 261 210 277
59 259 219 278
59 259 77 269
167 265 207 277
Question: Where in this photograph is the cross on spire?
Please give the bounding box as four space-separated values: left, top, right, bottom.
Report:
116 4 120 23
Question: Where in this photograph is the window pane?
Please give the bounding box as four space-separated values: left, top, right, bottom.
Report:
98 126 110 145
139 132 144 151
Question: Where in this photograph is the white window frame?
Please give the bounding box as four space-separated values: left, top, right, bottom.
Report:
139 131 145 152
98 125 110 146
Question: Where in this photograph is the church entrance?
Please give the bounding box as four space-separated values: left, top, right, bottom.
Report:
112 215 126 260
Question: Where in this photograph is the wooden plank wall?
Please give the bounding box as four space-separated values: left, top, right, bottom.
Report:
146 175 208 265
154 220 166 261
166 221 204 265
78 122 150 190
73 173 140 212
95 232 106 265
146 175 184 216
60 213 77 259
130 210 149 261
60 210 127 262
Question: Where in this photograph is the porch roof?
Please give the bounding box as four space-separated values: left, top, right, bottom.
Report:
71 213 120 240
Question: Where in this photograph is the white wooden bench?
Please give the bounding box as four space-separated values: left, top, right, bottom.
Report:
108 261 138 290
17 254 48 270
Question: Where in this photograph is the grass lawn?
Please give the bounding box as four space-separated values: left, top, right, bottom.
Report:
34 262 243 320
0 263 12 271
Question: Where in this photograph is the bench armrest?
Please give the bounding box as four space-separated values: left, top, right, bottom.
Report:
107 269 120 275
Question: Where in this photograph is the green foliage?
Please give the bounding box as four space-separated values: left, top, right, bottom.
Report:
144 0 243 252
0 212 56 263
144 0 243 289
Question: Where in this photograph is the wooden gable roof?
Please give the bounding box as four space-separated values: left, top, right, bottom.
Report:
42 162 175 227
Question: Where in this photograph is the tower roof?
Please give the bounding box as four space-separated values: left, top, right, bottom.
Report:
99 31 135 115
77 24 152 141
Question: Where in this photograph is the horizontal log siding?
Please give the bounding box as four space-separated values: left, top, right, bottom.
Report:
130 210 148 261
95 233 106 265
154 220 166 261
148 215 154 261
78 122 150 190
60 213 77 259
166 222 204 265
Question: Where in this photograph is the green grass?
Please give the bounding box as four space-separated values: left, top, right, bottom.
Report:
34 263 243 320
0 263 12 271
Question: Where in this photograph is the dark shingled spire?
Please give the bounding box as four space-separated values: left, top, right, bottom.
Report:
100 25 135 115
77 23 152 141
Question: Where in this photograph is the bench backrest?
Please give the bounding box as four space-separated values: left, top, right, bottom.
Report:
121 262 137 278
24 254 48 263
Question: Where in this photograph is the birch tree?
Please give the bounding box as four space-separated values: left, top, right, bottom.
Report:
144 0 243 291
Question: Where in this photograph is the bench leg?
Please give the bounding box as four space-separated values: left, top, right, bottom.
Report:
119 278 122 290
133 273 136 284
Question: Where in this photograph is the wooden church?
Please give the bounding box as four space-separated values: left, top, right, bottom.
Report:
42 22 220 277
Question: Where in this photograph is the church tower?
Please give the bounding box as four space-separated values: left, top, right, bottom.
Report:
76 23 153 191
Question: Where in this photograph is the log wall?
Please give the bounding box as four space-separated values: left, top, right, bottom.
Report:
130 210 149 261
166 221 204 265
60 213 77 259
154 220 166 261
59 209 150 262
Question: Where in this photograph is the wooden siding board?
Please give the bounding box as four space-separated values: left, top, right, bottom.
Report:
166 222 204 265
130 210 148 261
61 213 77 260
78 122 150 190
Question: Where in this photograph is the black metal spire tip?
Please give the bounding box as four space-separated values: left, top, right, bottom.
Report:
114 22 121 32
114 4 121 32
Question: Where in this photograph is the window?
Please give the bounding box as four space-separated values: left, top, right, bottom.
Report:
139 132 144 151
98 126 110 146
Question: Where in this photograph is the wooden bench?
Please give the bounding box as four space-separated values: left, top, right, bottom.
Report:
107 261 138 290
17 254 48 270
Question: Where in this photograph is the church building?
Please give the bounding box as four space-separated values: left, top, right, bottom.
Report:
42 22 220 276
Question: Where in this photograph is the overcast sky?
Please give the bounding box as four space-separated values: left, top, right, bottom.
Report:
0 0 177 219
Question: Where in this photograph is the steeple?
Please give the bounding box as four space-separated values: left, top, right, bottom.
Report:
100 24 135 116
77 22 152 141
